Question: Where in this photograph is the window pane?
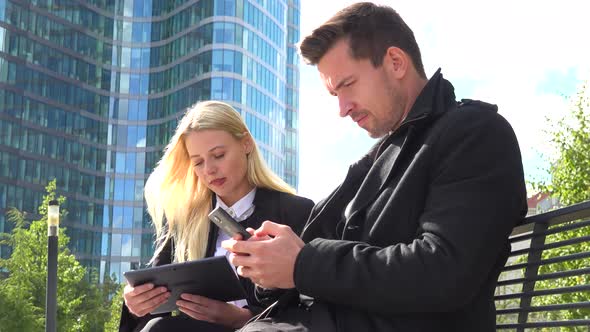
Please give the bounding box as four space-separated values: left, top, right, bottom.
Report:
211 77 222 99
123 206 133 228
120 72 129 92
102 204 111 227
110 261 121 282
131 47 141 68
113 205 123 228
135 152 145 173
136 126 146 147
121 262 130 281
125 152 135 173
122 234 132 256
212 50 223 71
115 152 126 173
132 234 141 256
111 234 121 256
101 233 109 256
129 74 140 94
134 180 143 201
124 179 134 201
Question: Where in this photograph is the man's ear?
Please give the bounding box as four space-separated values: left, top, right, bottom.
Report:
383 46 408 79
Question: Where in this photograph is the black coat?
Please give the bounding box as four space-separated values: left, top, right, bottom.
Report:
292 70 527 331
119 188 314 332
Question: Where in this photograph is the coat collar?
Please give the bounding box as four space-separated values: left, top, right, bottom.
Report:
399 68 457 129
343 69 457 227
303 70 458 240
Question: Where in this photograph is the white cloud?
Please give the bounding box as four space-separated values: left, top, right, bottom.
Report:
297 0 590 200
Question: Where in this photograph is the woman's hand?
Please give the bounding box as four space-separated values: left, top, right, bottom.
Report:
176 294 253 328
123 283 170 317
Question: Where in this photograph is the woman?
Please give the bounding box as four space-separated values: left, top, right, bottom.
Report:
119 101 314 331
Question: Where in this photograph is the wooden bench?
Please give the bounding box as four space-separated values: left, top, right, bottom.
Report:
495 200 590 330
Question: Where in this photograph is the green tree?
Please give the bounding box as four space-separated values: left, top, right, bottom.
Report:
104 283 125 332
0 180 117 331
530 82 590 329
537 82 590 205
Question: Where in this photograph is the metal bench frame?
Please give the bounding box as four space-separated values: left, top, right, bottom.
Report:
495 200 590 330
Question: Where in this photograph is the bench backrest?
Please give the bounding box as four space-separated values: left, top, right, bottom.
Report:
495 200 590 330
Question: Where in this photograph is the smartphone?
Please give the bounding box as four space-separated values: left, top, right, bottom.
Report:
208 207 252 240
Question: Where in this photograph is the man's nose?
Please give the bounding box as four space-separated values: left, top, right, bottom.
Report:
339 97 353 117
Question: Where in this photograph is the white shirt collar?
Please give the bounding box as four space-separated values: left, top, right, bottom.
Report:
215 187 257 221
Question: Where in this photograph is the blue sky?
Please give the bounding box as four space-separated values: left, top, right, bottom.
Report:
296 0 590 202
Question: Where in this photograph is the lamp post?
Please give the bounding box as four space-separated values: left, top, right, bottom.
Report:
46 200 59 332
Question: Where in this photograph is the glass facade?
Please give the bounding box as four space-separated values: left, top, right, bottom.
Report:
0 0 301 283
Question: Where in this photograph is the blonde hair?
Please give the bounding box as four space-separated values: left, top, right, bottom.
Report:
144 101 295 263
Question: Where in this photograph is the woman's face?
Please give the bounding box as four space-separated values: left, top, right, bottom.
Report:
185 129 253 206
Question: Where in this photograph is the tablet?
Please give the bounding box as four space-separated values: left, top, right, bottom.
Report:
123 256 247 314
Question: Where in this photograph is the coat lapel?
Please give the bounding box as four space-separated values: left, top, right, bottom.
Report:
344 127 413 227
342 70 447 225
304 69 457 239
301 153 373 241
242 188 276 230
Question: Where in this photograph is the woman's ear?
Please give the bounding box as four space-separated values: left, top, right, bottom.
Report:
242 133 254 154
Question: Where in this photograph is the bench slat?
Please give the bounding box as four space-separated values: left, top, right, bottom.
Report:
494 284 590 301
497 267 590 286
497 319 590 329
497 301 590 314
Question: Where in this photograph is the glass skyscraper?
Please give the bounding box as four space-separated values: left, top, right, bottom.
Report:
0 0 301 283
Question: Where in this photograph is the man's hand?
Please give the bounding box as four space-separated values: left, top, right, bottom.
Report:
222 221 305 289
176 294 252 328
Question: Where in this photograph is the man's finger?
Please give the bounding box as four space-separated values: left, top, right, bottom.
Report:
228 251 258 268
221 238 238 251
237 265 254 278
222 238 258 254
254 221 290 237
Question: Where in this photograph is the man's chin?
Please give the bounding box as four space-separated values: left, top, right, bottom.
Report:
366 128 387 139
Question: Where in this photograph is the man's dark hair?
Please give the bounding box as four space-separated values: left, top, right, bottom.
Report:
299 2 426 78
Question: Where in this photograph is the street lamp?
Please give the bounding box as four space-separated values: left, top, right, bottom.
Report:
46 200 59 332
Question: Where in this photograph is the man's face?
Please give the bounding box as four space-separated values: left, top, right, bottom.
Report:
318 39 407 138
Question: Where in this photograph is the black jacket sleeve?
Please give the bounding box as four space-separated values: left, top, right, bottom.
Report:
118 237 172 332
293 110 527 315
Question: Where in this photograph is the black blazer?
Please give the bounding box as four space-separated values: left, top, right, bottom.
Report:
291 70 528 331
119 188 314 332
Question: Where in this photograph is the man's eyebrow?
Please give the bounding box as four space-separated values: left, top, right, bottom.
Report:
333 75 354 92
190 145 224 158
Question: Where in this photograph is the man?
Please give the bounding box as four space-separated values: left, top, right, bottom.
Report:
223 2 527 331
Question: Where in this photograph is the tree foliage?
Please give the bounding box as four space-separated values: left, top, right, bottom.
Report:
104 283 125 332
0 180 118 331
529 82 590 329
536 81 590 205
